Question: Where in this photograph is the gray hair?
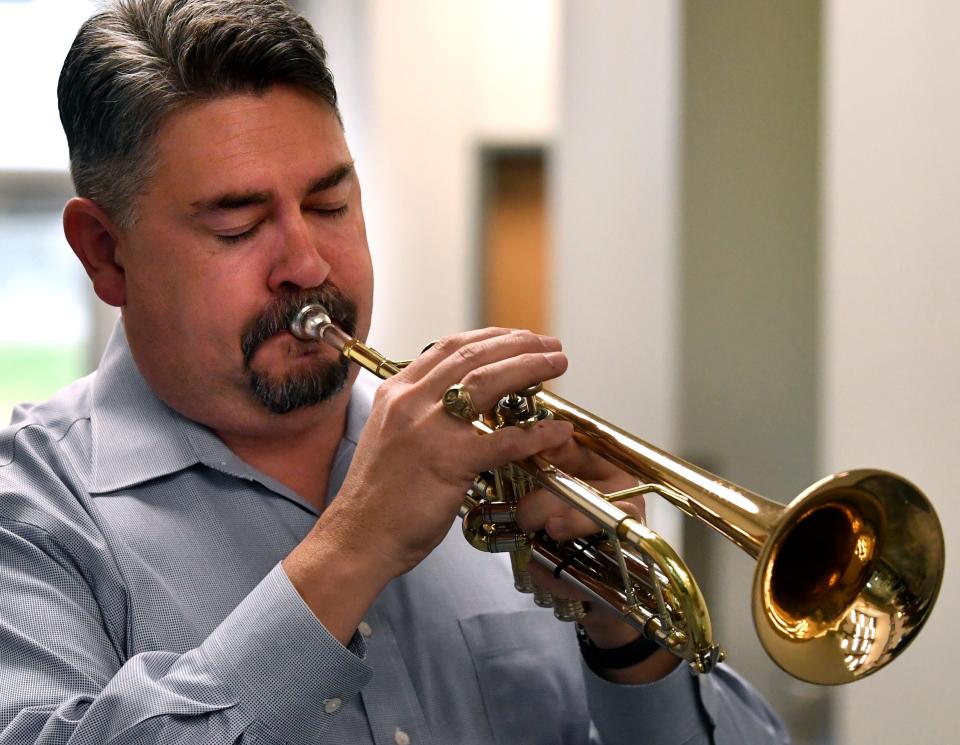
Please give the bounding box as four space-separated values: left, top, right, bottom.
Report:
58 0 339 228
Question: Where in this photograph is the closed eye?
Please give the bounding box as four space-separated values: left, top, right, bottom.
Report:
310 204 349 218
216 222 263 245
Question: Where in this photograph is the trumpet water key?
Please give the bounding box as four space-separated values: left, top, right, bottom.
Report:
290 303 945 684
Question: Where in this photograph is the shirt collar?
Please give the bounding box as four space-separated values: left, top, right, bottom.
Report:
88 322 208 494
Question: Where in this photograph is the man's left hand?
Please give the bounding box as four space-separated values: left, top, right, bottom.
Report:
515 438 683 684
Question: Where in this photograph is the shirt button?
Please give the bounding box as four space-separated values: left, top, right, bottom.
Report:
358 621 373 638
394 728 411 745
323 698 342 714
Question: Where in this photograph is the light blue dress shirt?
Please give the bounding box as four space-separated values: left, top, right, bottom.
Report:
0 323 788 744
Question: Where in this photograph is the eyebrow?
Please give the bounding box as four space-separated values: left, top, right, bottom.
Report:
189 161 355 216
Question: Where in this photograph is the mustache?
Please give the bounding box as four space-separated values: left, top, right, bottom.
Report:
240 284 358 368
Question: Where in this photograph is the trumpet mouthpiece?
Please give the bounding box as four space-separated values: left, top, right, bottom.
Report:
290 303 332 341
290 303 353 352
290 303 333 341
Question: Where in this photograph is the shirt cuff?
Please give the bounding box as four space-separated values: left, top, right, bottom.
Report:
582 658 712 745
200 562 373 744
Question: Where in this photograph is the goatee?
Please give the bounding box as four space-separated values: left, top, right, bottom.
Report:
240 284 358 415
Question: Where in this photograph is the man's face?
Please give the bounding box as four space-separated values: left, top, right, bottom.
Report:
116 85 373 432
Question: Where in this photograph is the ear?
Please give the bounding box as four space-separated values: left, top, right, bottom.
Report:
63 197 127 307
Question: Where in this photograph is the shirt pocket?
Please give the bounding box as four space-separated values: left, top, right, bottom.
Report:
458 609 589 745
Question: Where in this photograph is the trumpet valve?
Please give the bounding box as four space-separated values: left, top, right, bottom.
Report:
552 598 588 622
510 551 536 593
498 383 550 426
532 585 554 607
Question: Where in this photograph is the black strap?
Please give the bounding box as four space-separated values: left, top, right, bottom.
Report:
575 623 662 670
553 533 605 579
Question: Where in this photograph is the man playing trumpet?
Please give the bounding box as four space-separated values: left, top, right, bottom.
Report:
0 1 787 743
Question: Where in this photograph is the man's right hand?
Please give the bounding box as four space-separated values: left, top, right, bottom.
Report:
283 327 573 643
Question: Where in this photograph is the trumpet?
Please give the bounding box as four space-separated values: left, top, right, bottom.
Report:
290 304 944 685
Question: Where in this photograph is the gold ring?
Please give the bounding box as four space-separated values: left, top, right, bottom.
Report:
442 383 478 422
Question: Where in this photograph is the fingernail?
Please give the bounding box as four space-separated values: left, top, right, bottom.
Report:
545 351 566 366
536 420 569 438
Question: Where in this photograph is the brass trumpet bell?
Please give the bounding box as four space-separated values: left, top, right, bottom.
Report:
524 392 946 684
753 470 944 684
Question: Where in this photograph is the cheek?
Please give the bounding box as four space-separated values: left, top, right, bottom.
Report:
193 261 271 342
122 231 202 320
123 260 184 339
148 255 264 352
327 220 373 303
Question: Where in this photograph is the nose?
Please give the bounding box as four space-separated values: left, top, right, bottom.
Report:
267 214 332 292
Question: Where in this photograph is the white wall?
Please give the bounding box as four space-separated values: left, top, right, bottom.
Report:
0 1 114 371
679 3 825 738
0 0 96 171
552 1 682 546
823 1 960 742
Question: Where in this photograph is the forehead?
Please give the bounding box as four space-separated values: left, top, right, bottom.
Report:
147 86 349 202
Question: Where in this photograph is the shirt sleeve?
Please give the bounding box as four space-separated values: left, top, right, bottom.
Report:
582 657 790 745
0 517 372 745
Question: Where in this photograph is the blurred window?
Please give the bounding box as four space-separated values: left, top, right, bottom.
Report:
0 0 97 421
0 179 88 421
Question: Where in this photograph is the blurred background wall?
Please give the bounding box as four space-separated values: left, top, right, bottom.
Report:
823 2 959 742
0 0 102 418
1 1 956 743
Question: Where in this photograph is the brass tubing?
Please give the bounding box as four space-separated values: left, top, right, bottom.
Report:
341 340 402 378
536 390 780 557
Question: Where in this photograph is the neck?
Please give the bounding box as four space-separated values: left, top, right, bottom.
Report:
217 393 350 511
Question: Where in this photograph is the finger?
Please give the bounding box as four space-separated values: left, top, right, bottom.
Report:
534 438 619 482
419 329 562 396
396 327 514 383
464 418 573 474
521 495 602 541
515 486 569 533
517 488 645 542
547 499 644 543
458 351 567 412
